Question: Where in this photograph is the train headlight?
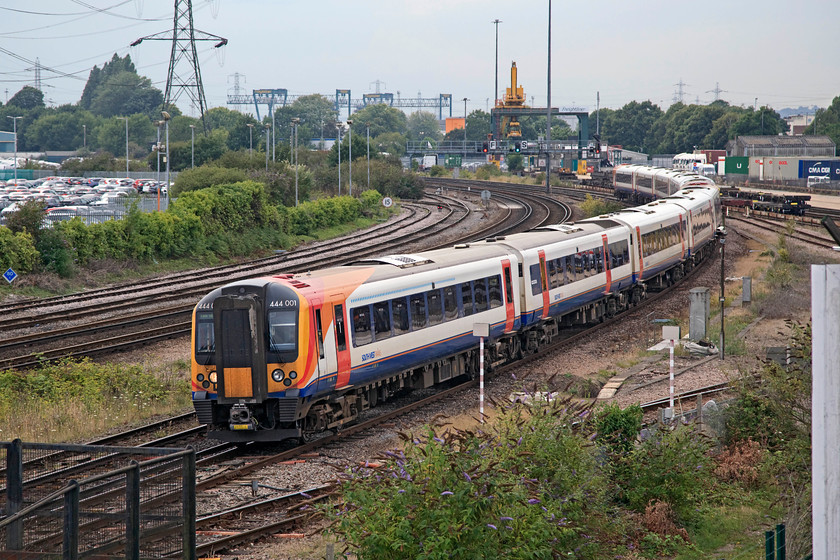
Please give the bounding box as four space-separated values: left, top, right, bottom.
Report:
271 369 286 383
208 371 217 383
289 371 297 379
283 378 292 387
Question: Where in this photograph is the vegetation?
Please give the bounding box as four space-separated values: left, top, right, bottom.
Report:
579 194 623 218
325 349 808 560
0 357 191 442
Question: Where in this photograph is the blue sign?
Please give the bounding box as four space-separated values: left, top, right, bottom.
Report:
3 268 17 284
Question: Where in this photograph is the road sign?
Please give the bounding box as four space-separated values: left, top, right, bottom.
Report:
382 197 393 208
3 268 17 284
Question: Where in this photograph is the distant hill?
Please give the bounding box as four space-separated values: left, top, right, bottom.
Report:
777 106 819 118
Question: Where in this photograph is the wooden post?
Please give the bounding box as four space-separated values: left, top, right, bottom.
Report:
812 265 840 559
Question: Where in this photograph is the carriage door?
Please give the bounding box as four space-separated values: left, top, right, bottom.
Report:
501 259 516 332
601 234 612 294
214 295 267 404
332 302 352 389
537 250 550 318
312 306 327 388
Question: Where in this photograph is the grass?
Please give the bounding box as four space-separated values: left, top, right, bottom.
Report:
0 358 192 443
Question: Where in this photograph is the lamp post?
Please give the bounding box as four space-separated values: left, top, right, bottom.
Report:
493 19 502 110
462 97 468 161
6 116 22 185
118 116 129 177
346 120 353 196
366 123 370 191
247 123 254 156
161 111 171 208
271 108 276 162
264 124 270 171
82 124 86 149
337 122 342 195
545 0 552 194
717 226 727 359
190 125 195 168
292 118 300 206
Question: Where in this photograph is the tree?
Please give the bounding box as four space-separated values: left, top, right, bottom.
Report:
204 107 260 151
804 95 840 146
23 107 99 151
89 71 163 119
407 111 442 143
346 104 407 138
7 86 45 110
272 94 337 148
729 106 786 138
80 53 137 110
593 100 663 152
96 114 154 157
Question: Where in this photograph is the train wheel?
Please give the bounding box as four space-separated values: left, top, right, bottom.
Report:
507 336 522 361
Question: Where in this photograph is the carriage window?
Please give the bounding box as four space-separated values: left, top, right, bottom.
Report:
334 304 347 351
474 278 488 312
548 259 559 289
195 312 215 354
373 301 392 340
268 309 297 353
595 248 604 273
443 286 459 320
315 309 325 358
410 293 427 330
351 305 373 347
488 275 502 308
503 267 514 304
427 289 444 325
529 263 541 295
461 281 474 316
392 297 410 335
565 256 575 283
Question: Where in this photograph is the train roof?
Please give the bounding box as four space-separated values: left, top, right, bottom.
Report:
291 242 517 285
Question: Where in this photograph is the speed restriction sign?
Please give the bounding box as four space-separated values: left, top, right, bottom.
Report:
383 197 393 208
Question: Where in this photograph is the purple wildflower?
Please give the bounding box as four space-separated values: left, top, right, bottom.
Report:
487 524 497 530
528 498 541 505
398 489 405 493
434 437 445 444
463 472 472 482
500 517 513 521
441 491 454 496
300 492 312 499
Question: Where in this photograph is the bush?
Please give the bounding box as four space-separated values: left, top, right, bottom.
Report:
171 165 248 196
428 165 447 177
326 396 602 559
36 228 75 277
0 227 39 273
610 424 712 527
579 194 623 218
595 402 642 453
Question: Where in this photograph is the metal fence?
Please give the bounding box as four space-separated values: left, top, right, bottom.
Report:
1 195 170 228
0 439 196 560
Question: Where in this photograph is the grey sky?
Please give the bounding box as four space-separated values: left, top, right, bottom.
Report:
2 0 837 117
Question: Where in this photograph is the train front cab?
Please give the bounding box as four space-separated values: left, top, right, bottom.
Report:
192 280 316 442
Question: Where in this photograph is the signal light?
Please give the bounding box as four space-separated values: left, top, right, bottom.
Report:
482 142 488 153
514 142 521 153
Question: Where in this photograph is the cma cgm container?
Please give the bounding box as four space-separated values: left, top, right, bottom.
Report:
798 159 840 181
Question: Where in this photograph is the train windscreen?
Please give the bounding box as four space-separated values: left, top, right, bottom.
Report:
268 309 297 355
195 311 215 363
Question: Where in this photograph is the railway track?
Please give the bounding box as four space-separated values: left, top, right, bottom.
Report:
726 214 838 250
0 188 547 371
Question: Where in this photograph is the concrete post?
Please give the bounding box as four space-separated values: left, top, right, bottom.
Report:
742 276 752 307
689 287 711 341
812 265 840 560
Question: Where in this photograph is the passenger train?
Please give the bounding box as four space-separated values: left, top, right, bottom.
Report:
612 164 716 202
191 173 721 442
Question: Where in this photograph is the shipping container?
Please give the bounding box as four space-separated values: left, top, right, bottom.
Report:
798 159 840 181
724 156 749 174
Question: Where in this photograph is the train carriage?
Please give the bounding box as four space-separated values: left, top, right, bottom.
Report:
192 245 522 442
613 164 715 202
